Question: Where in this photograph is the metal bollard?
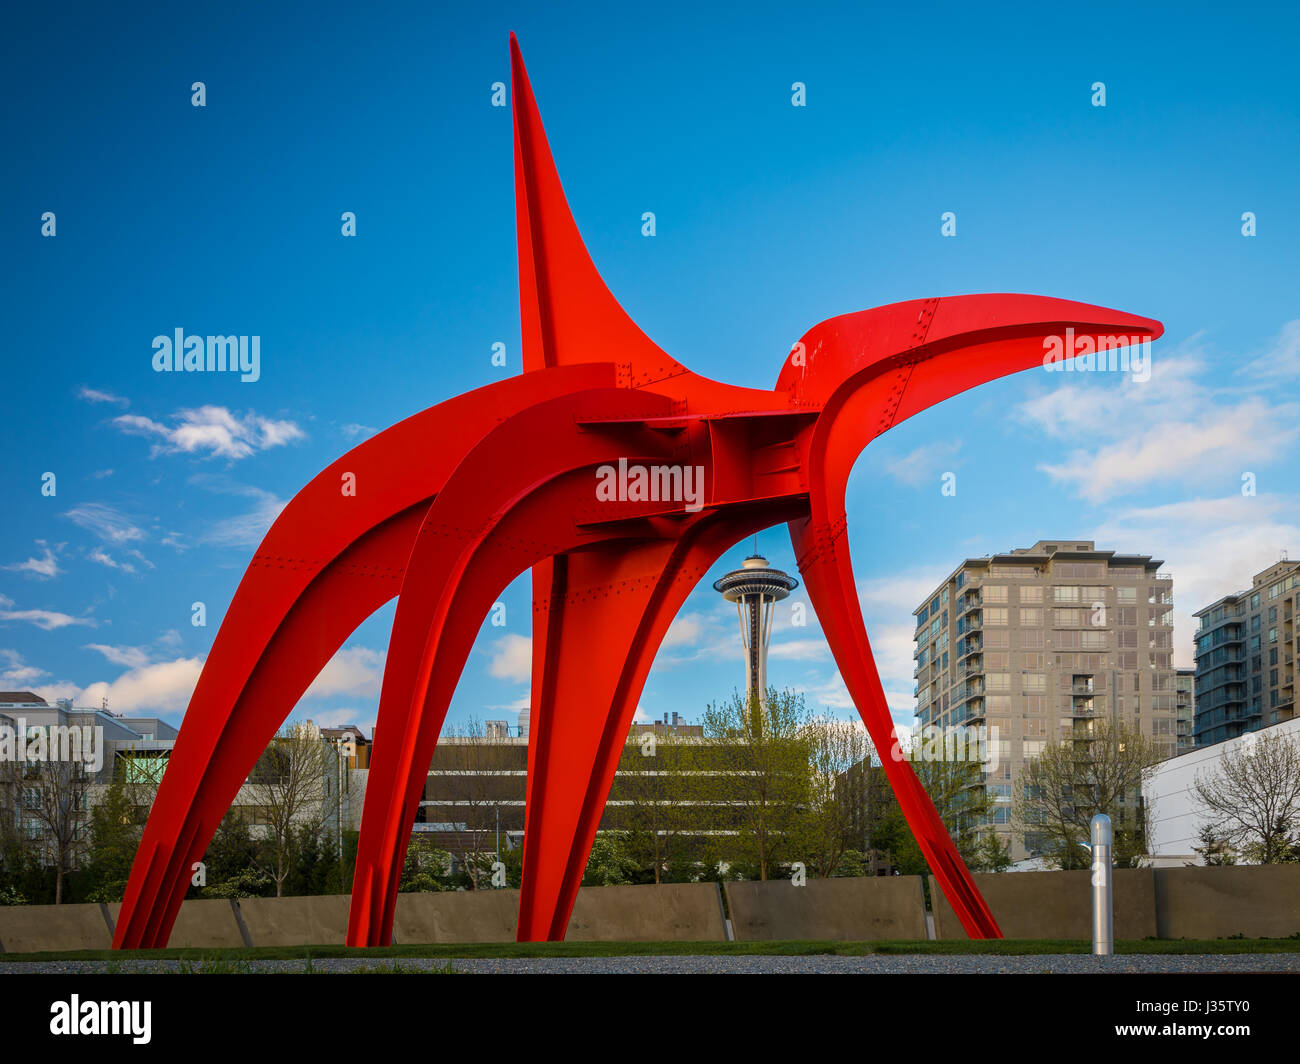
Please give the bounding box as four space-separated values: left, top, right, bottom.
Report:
1090 813 1113 956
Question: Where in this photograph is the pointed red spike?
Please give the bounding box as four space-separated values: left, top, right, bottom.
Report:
510 36 686 385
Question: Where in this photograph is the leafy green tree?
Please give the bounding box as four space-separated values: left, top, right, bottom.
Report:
0 883 27 905
198 813 269 898
833 849 869 877
202 865 275 899
581 832 641 886
613 729 699 883
82 777 142 902
699 688 812 880
968 828 1012 873
399 836 452 893
1191 824 1236 866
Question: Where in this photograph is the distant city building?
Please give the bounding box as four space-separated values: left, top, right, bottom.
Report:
1192 558 1298 747
911 540 1177 862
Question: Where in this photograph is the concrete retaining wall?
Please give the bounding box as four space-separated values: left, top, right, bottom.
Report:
104 898 247 950
1154 865 1300 939
723 876 928 941
0 902 112 953
6 865 1300 951
931 869 1158 940
235 894 350 947
393 883 728 943
567 883 726 941
394 889 520 943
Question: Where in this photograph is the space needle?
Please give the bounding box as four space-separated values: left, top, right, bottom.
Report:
712 554 798 705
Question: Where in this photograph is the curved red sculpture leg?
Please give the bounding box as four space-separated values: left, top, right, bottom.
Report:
348 388 686 945
518 506 805 941
115 366 615 949
783 296 1164 937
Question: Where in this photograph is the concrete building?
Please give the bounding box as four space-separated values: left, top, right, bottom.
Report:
1192 558 1298 747
414 714 724 863
0 695 363 873
912 540 1177 862
0 692 179 867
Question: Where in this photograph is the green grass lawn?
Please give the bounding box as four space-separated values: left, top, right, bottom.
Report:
4 936 1300 962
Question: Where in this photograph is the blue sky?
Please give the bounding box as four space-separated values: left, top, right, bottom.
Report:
2 1 1298 741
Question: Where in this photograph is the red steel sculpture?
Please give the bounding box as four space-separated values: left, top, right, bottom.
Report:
113 35 1162 949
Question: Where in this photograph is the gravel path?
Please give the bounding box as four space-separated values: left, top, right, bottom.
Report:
2 954 1298 974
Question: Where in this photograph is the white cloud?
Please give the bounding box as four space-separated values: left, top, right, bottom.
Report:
1245 319 1300 379
341 423 377 441
84 643 152 669
199 487 286 549
1092 493 1300 668
1038 397 1296 504
64 503 147 546
304 645 385 699
767 639 830 661
487 634 531 683
656 606 739 667
4 540 63 579
661 613 705 649
1016 337 1299 503
88 547 136 574
0 649 49 687
113 405 305 460
78 386 129 406
881 440 962 487
79 657 204 715
0 594 96 631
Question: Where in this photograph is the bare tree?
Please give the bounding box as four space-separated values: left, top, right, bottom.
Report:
1193 729 1300 864
1012 716 1161 869
0 756 92 904
247 722 332 896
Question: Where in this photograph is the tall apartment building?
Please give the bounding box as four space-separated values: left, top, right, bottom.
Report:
912 540 1177 862
1193 558 1299 747
1175 668 1195 755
